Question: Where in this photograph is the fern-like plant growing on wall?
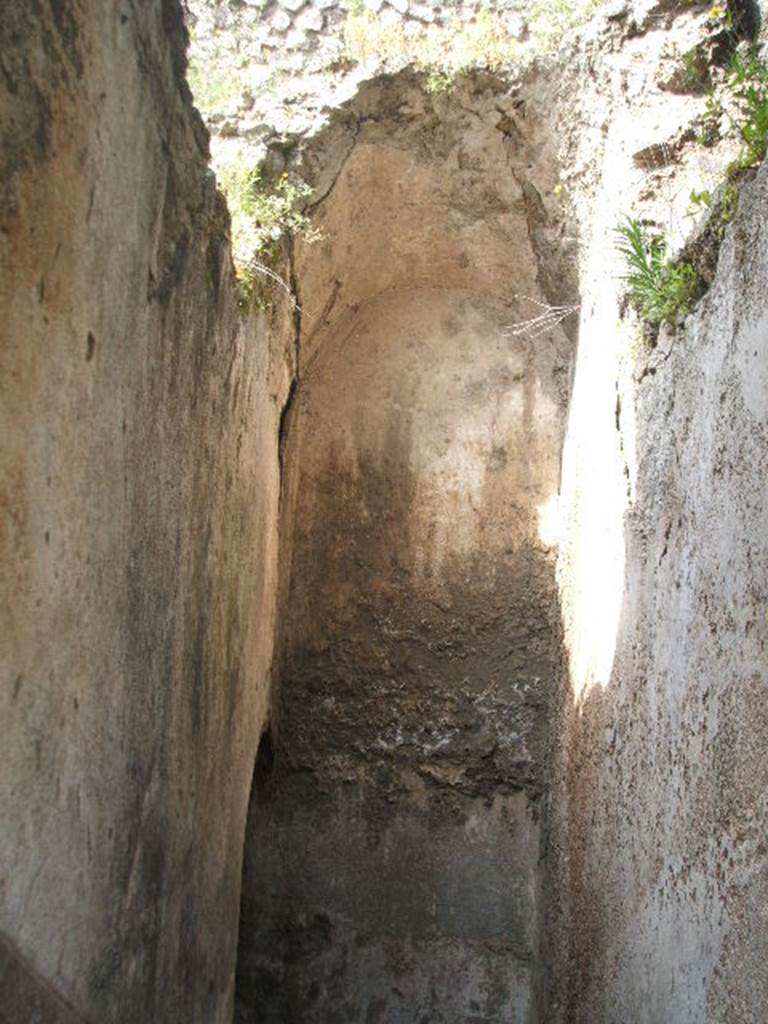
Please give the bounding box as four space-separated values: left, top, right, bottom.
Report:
615 217 699 326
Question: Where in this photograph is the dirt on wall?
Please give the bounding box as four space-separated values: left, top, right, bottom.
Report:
235 4 768 1021
238 299 567 1020
554 160 768 1024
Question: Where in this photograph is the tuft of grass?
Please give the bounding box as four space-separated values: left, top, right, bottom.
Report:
680 46 712 92
615 218 699 326
695 91 723 146
720 180 739 222
694 49 768 166
343 0 605 84
343 7 519 77
689 187 713 210
684 48 768 279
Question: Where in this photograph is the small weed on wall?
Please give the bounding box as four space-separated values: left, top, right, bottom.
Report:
217 157 322 311
617 11 768 338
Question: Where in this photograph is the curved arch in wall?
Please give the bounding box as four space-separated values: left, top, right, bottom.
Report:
237 75 575 1024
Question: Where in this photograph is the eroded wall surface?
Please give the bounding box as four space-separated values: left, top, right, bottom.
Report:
238 288 567 1024
555 159 768 1024
0 3 285 1021
236 77 575 1022
548 8 768 1016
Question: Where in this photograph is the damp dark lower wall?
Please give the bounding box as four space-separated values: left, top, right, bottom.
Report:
238 780 540 1024
235 283 571 1023
0 4 285 1022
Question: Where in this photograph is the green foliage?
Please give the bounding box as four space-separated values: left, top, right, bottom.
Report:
689 187 713 209
687 48 768 257
615 218 699 326
218 164 321 262
423 68 456 95
687 179 738 256
720 181 739 221
694 49 768 165
216 161 322 312
705 2 732 30
688 50 708 87
235 264 263 311
695 91 723 146
727 48 768 169
677 46 711 92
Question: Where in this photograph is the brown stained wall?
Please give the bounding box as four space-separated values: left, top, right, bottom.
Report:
538 4 768 1007
0 3 285 1022
236 285 571 1022
281 289 566 794
528 7 768 1017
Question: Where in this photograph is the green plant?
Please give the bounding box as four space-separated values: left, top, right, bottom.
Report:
695 90 723 146
728 48 768 169
215 159 322 311
681 47 710 91
706 2 733 32
689 187 713 209
615 217 699 325
423 67 456 95
688 180 738 240
235 258 300 312
219 164 321 260
720 181 739 221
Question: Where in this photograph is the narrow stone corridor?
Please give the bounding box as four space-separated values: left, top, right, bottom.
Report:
2 4 768 1023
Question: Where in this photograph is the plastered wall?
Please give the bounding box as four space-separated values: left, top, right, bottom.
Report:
0 4 286 1021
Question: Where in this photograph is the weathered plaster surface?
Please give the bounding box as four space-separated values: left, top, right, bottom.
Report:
237 287 567 1022
0 3 285 1021
549 12 768 1019
553 160 768 1024
236 75 574 1020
